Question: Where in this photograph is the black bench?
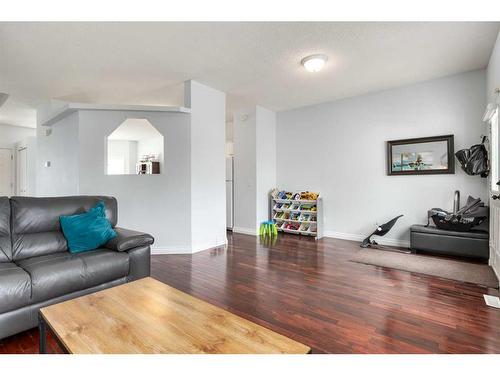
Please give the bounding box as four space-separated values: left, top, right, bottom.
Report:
410 224 489 260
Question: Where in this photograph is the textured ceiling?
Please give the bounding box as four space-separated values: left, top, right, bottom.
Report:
0 22 499 127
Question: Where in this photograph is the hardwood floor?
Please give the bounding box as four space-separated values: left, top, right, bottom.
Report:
1 232 500 354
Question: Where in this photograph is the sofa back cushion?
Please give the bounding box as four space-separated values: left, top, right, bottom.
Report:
10 196 117 261
0 197 11 262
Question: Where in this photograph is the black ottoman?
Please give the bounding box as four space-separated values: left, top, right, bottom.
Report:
410 224 489 260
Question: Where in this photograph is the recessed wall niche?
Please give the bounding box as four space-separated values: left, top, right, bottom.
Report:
106 118 164 175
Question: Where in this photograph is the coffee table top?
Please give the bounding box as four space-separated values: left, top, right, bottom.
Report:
39 277 310 354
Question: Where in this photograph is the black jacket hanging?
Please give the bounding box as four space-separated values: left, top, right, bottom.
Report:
455 137 489 177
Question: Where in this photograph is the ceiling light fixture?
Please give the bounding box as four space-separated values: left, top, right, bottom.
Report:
301 54 328 73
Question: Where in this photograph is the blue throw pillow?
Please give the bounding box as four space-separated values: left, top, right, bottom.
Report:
60 201 117 254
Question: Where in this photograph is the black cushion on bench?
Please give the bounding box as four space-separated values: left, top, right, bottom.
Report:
410 224 489 259
410 224 488 239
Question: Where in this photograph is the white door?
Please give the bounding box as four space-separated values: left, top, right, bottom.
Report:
0 148 14 196
488 107 500 281
17 146 28 196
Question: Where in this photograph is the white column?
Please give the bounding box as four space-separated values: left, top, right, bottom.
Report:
185 80 227 251
233 106 276 234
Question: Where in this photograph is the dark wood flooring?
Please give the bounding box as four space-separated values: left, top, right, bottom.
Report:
2 232 500 354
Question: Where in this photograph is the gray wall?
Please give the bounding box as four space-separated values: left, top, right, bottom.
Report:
233 106 276 234
276 70 488 246
35 82 226 253
36 109 192 251
77 110 192 252
0 124 35 148
255 106 276 228
36 112 79 196
487 30 500 105
233 110 257 233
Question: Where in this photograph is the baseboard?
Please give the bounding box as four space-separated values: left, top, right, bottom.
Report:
152 241 227 255
323 230 410 248
232 226 258 236
191 241 227 254
151 246 193 255
232 227 410 247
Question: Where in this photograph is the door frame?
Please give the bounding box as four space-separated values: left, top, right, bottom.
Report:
487 105 500 284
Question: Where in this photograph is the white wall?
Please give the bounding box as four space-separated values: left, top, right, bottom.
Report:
137 137 163 165
226 121 234 141
277 70 488 246
77 110 192 252
256 106 276 225
186 80 227 251
0 124 35 148
234 110 257 233
107 140 138 174
36 112 79 196
36 109 192 250
35 81 226 254
233 106 276 234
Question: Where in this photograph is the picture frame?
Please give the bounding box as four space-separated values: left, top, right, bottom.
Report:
387 135 454 175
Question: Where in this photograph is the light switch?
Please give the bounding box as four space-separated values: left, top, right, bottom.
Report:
44 161 51 167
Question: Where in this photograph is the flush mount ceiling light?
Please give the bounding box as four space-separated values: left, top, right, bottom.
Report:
301 54 328 73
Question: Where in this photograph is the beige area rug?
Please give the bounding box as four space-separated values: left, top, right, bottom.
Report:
351 249 499 288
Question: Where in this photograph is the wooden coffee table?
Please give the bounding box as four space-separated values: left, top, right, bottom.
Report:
38 277 310 354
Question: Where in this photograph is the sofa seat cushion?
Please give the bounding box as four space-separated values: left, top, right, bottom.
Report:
0 263 32 314
17 250 129 303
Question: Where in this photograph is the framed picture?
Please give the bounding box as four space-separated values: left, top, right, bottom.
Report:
387 135 454 175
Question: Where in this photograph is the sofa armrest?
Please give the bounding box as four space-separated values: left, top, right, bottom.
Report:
105 227 154 252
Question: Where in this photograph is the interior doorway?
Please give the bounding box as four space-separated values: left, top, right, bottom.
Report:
0 148 14 196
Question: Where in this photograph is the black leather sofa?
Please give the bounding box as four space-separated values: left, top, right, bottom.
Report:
0 196 153 340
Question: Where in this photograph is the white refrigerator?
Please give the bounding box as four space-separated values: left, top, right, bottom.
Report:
226 157 234 230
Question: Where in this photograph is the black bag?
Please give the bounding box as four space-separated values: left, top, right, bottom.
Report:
455 138 489 177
